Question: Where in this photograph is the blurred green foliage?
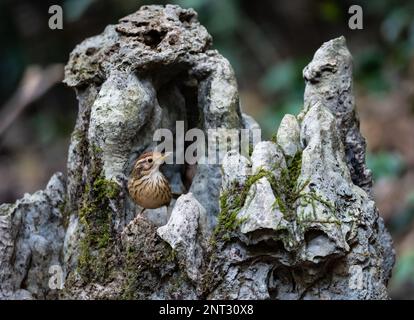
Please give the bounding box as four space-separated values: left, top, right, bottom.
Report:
392 252 414 287
407 191 414 206
259 59 305 136
390 190 414 297
354 48 391 93
261 60 302 95
64 0 96 22
389 191 414 235
367 151 405 180
319 0 342 23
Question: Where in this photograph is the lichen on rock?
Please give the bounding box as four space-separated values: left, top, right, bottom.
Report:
60 4 245 299
0 5 394 300
208 37 394 300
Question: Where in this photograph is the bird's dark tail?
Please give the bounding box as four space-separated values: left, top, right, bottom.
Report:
172 192 184 199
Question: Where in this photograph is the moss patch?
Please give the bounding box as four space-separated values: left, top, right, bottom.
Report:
271 132 277 144
58 195 71 229
77 172 120 283
213 152 304 243
213 148 339 243
273 152 308 220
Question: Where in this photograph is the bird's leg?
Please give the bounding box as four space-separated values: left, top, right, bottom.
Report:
137 207 145 217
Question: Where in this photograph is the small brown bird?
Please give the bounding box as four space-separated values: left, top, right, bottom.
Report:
128 151 172 213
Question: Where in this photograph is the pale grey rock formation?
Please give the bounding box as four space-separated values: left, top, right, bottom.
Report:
221 151 252 190
144 199 175 227
302 36 372 194
0 173 65 300
213 99 393 299
237 177 287 235
209 38 394 300
251 141 286 179
277 114 301 158
0 6 393 300
61 4 243 298
157 193 208 282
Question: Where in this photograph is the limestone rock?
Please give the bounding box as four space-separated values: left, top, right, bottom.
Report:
157 193 208 282
0 5 394 301
209 37 394 300
250 141 286 179
221 150 251 190
302 36 372 194
60 5 242 292
276 114 301 158
237 177 287 236
0 173 66 299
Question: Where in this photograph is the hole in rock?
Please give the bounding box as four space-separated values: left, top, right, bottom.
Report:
246 237 286 256
268 265 296 299
143 29 167 48
154 69 203 196
304 229 327 243
134 21 149 27
179 11 195 23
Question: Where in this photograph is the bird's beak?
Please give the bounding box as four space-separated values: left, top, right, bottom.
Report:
157 152 172 164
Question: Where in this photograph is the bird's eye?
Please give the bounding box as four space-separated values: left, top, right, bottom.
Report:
147 158 153 163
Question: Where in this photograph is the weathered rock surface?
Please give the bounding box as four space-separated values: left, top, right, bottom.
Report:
61 4 243 298
212 102 392 299
302 36 372 194
0 173 66 300
221 151 252 190
277 114 301 158
0 6 394 300
211 38 394 300
251 141 286 179
237 177 287 235
157 193 208 283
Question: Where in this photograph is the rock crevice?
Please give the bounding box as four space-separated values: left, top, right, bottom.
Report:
0 5 394 300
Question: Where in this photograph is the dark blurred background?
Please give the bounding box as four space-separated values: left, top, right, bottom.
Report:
1 0 413 299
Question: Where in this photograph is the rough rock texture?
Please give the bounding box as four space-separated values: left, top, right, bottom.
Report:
0 173 66 299
0 6 394 300
302 36 373 195
61 4 243 298
276 114 301 158
251 141 286 179
211 37 394 300
157 193 209 283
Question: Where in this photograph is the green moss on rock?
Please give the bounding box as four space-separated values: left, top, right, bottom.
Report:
77 171 120 283
213 168 277 242
213 148 338 243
